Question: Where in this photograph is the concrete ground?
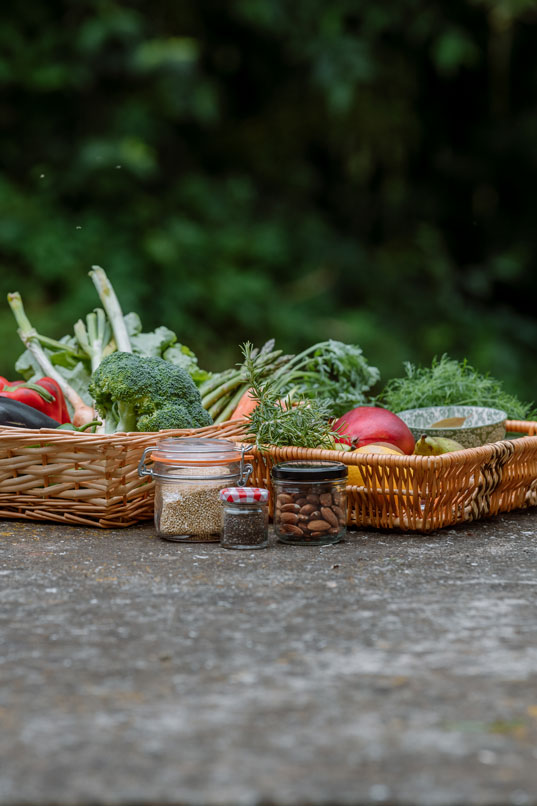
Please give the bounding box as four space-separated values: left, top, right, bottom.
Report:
1 510 537 806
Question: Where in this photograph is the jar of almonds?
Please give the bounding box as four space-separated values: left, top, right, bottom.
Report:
271 461 348 546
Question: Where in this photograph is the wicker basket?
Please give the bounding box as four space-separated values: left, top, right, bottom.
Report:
246 420 537 532
0 420 248 528
1 419 536 532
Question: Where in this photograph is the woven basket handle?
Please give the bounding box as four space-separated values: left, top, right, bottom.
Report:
469 440 515 521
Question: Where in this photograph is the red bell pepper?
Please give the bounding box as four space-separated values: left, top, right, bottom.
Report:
0 377 70 424
33 377 70 423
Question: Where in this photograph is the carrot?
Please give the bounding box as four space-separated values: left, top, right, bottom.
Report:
230 387 259 420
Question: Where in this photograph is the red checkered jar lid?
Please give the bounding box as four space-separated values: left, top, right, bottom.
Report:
219 487 269 504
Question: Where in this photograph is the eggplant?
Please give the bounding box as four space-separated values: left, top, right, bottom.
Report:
0 398 61 429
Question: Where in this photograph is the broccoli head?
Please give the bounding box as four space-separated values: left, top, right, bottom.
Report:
137 402 211 432
89 351 213 433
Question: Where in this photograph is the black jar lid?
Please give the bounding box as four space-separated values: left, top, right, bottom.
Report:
271 460 348 482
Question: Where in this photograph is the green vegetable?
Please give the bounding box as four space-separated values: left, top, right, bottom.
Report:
200 339 379 422
11 269 210 415
137 403 209 431
57 420 102 432
162 344 212 385
241 342 338 450
8 292 96 427
377 354 536 420
89 351 212 433
74 308 113 373
89 266 133 353
199 340 290 423
273 339 380 418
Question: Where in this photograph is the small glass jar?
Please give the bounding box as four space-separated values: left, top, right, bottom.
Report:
271 461 348 546
138 438 252 542
219 487 269 550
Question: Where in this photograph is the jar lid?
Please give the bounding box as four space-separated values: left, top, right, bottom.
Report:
271 460 348 482
220 487 269 503
151 437 242 465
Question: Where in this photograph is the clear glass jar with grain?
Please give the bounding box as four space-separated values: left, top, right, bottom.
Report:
138 438 252 542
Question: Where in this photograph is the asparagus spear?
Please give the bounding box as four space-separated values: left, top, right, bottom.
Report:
200 347 291 420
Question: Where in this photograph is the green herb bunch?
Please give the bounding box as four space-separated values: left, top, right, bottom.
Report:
241 342 338 449
377 354 536 420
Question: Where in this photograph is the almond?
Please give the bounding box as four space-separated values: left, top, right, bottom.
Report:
332 505 345 522
321 507 338 527
308 519 330 532
281 524 302 536
281 503 300 513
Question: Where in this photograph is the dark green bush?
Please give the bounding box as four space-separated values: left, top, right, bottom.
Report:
1 0 536 403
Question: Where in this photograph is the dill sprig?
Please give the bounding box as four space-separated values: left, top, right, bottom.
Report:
376 354 536 420
241 342 338 449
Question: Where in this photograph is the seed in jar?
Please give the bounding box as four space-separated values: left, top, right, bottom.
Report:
281 511 299 524
306 494 320 504
158 484 223 538
277 493 294 505
296 497 307 506
308 519 331 532
319 492 333 506
299 503 317 516
321 507 338 527
281 502 300 513
308 510 320 521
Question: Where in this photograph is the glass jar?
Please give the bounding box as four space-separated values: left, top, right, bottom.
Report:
219 487 269 550
138 438 252 542
271 461 348 546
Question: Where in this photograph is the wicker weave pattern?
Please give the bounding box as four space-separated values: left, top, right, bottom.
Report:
0 421 248 528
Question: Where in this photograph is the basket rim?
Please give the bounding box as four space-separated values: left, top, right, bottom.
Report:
0 420 249 446
245 429 537 467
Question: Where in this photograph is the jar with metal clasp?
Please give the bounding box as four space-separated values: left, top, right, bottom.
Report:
138 438 252 542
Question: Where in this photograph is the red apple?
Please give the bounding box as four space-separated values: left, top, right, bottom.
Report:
333 406 415 455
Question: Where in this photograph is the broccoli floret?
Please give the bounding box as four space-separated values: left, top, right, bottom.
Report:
89 351 213 433
137 402 212 432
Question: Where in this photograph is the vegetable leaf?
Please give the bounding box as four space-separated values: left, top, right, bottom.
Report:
163 343 212 384
130 325 177 358
276 339 380 418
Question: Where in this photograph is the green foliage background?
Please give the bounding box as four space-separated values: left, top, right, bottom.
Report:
1 0 536 402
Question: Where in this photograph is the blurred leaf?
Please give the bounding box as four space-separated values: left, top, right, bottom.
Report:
132 37 199 71
432 29 481 75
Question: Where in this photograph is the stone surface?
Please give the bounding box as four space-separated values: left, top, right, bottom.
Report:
1 511 537 806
